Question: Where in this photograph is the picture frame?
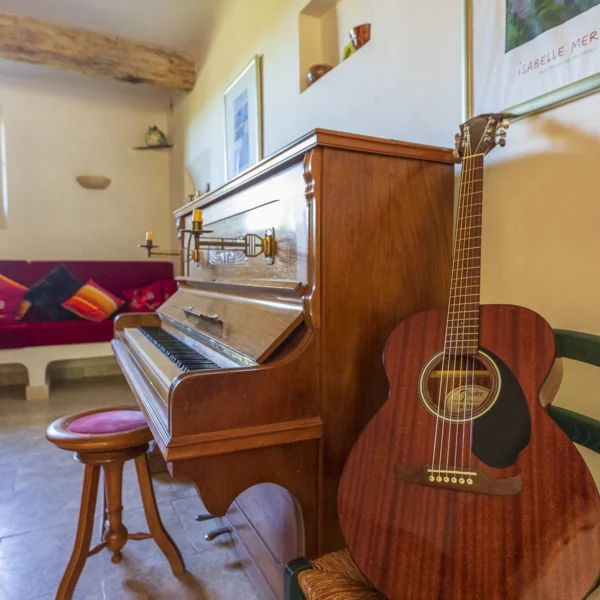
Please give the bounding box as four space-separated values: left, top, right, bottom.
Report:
224 55 264 180
464 0 600 119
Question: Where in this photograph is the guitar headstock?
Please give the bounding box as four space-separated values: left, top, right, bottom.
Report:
454 114 510 161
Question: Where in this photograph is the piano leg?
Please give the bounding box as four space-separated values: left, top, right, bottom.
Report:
172 438 322 558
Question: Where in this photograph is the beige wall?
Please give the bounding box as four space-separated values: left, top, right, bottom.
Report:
0 65 173 261
173 0 600 477
481 97 600 477
170 0 463 207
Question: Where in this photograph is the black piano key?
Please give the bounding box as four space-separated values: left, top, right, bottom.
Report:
138 326 220 373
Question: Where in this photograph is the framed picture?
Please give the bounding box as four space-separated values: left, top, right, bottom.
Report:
465 0 600 118
224 56 263 180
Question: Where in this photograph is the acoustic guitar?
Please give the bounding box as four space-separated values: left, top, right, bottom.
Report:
338 115 600 599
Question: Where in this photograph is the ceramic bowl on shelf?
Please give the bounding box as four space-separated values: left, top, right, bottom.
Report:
350 23 371 50
307 64 333 86
145 125 168 147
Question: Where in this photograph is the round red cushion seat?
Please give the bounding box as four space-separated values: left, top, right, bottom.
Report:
67 409 147 435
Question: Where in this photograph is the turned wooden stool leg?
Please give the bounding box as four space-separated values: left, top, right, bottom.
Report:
102 460 128 564
134 453 185 576
56 464 100 600
100 471 107 544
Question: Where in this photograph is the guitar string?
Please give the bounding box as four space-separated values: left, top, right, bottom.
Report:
461 155 478 471
441 145 477 476
451 143 481 476
430 139 471 475
469 149 485 470
460 147 484 473
443 130 484 476
447 149 475 476
436 139 475 477
456 153 477 473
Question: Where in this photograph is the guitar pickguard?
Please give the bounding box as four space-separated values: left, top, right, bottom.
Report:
472 348 531 469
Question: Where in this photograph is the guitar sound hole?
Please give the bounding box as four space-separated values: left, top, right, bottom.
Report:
419 350 500 423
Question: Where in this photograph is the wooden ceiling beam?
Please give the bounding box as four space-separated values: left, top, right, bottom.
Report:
0 11 197 92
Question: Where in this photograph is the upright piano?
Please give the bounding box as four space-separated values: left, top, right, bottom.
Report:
113 129 454 598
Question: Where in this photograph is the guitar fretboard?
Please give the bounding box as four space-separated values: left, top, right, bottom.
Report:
444 154 483 355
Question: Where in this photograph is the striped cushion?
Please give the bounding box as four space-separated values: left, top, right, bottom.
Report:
0 274 31 323
62 279 124 322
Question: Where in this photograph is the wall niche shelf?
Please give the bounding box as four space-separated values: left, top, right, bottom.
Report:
299 0 372 93
132 144 174 151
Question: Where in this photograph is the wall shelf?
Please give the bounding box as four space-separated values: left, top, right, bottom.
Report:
132 144 174 151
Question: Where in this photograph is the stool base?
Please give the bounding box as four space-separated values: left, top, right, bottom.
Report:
56 444 184 600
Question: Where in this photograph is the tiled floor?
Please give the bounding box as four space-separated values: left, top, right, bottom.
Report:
0 376 260 600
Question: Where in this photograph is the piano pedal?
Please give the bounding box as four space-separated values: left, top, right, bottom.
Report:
194 513 212 522
205 527 232 541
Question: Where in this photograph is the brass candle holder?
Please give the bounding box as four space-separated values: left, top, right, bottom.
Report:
139 209 275 275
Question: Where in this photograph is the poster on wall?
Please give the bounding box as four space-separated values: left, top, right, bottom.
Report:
469 0 600 117
224 56 263 180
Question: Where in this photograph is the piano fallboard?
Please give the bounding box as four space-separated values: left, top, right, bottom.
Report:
158 281 305 364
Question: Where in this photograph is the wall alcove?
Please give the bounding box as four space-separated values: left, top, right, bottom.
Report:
299 0 373 92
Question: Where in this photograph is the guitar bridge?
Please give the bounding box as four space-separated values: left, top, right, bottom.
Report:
394 464 522 496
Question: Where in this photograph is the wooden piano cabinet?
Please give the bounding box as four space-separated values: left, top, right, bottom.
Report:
116 129 455 600
174 439 322 600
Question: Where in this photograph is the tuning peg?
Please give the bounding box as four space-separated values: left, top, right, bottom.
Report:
498 137 506 148
453 133 461 158
497 127 507 136
501 119 510 129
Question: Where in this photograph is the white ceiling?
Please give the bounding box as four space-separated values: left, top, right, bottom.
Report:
0 0 224 56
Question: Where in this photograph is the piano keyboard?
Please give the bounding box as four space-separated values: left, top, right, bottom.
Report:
139 326 220 373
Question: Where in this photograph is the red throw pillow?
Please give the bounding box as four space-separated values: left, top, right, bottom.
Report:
0 274 30 324
122 281 165 313
62 279 125 322
161 280 178 300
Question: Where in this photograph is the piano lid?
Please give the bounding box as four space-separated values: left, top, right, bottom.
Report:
157 282 304 365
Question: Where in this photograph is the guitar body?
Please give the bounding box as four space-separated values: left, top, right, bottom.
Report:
339 304 600 600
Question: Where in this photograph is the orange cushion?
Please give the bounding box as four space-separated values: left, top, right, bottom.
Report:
62 279 124 322
0 274 31 323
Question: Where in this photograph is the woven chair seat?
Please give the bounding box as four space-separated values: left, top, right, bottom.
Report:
297 550 385 600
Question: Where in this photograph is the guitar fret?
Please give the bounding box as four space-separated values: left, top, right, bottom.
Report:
455 224 482 231
447 318 479 322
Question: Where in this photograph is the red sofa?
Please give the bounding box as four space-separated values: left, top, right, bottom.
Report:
0 260 174 398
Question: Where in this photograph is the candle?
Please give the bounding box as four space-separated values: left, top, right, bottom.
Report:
145 231 153 243
193 209 203 223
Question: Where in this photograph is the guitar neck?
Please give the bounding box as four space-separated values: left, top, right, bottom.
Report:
445 154 484 355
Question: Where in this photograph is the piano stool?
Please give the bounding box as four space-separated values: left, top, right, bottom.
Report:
45 406 185 600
